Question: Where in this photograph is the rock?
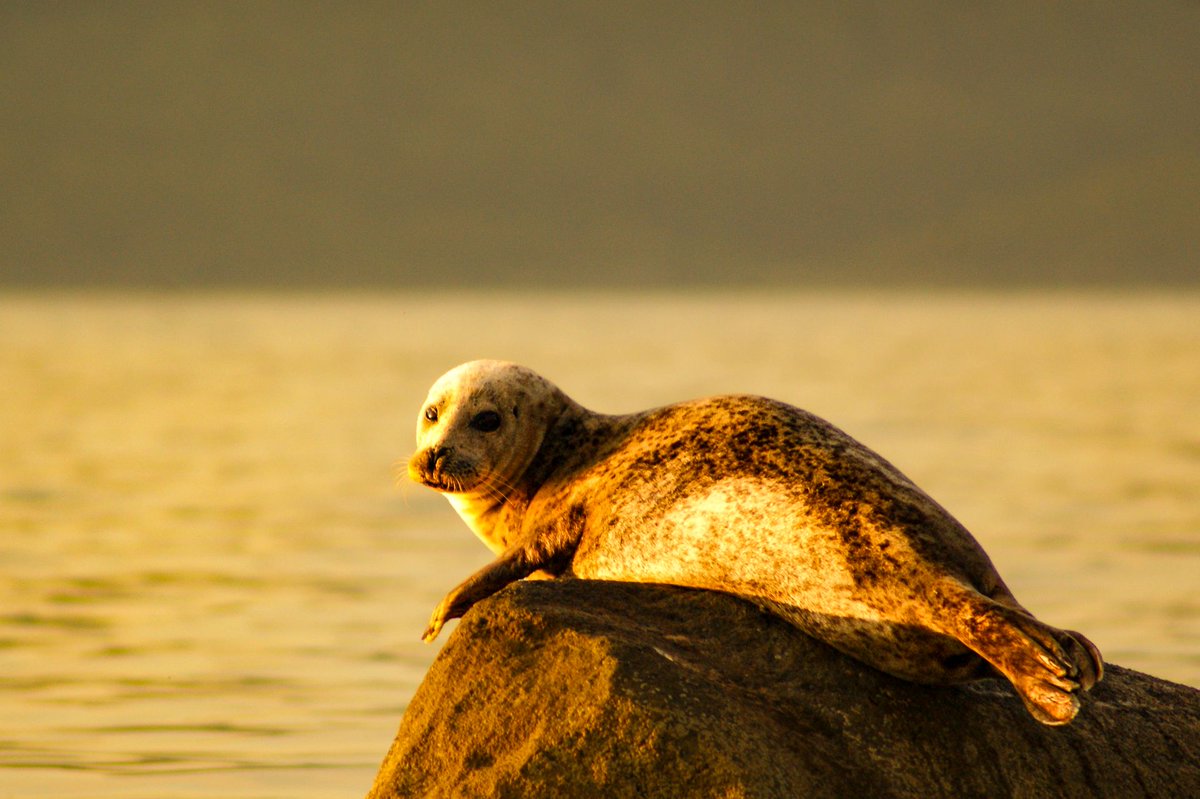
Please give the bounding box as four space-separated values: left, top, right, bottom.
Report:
367 580 1200 798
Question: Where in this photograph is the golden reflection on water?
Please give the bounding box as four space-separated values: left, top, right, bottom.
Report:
2 291 1198 797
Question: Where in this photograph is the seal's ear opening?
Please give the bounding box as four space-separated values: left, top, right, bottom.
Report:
513 405 520 418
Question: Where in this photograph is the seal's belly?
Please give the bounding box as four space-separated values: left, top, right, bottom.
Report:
572 477 914 623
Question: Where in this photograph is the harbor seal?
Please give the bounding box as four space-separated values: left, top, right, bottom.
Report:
407 359 1104 725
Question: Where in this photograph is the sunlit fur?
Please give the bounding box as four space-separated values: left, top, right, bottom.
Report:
410 360 1104 725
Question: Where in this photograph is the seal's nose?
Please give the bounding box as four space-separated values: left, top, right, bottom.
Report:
427 446 451 473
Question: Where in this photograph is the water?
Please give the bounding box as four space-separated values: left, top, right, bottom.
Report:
2 290 1198 797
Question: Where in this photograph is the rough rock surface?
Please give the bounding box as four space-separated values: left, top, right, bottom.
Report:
367 580 1200 798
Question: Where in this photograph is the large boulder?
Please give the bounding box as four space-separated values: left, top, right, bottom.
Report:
367 580 1200 798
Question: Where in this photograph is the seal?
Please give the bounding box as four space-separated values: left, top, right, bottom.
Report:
407 359 1104 725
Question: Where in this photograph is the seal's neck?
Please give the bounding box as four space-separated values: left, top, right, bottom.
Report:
444 492 509 554
444 398 634 554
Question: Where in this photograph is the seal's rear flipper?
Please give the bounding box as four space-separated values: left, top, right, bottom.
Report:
1062 628 1104 690
939 585 1103 725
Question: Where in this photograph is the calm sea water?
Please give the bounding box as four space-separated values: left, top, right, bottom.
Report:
2 291 1198 797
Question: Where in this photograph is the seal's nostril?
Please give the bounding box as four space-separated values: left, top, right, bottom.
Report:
429 446 450 472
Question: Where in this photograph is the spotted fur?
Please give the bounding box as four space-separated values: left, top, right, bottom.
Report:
409 360 1104 725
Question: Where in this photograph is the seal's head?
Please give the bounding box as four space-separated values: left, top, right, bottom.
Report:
408 360 566 497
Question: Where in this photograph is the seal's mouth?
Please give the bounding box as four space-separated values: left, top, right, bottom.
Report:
407 447 479 494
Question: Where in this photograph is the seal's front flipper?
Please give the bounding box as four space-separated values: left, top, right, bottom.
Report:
420 542 548 642
421 593 459 642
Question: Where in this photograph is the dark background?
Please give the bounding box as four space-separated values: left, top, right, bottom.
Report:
3 1 1197 290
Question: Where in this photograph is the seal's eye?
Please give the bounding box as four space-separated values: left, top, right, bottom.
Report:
424 406 438 423
469 410 502 433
